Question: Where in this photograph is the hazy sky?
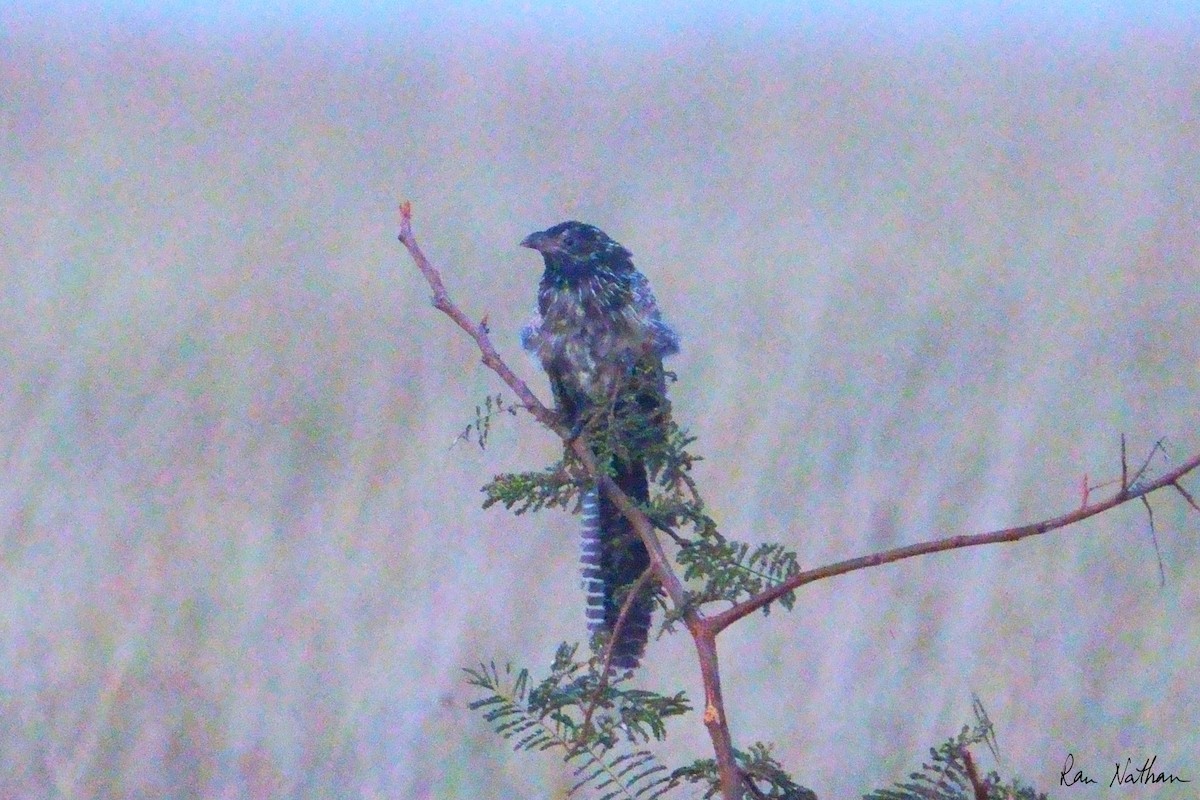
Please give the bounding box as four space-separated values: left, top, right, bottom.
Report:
7 1 1198 45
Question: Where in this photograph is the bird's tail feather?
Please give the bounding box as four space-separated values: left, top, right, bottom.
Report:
580 488 609 629
580 458 654 672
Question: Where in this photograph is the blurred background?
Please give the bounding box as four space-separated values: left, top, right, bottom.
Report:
2 2 1199 798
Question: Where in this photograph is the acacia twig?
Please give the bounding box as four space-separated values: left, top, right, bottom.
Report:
396 202 560 431
708 449 1200 634
1120 433 1128 493
1130 438 1168 490
1173 480 1200 512
1140 495 1166 587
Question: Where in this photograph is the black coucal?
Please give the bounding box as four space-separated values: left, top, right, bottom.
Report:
520 221 679 672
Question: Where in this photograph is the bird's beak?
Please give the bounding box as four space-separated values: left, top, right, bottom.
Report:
520 230 553 252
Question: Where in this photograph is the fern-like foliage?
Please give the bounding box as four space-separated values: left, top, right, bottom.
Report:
483 460 580 515
465 644 689 799
675 539 801 615
455 393 516 449
670 741 817 800
862 698 1047 800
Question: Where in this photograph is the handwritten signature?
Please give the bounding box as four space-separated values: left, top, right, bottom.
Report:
1061 753 1191 787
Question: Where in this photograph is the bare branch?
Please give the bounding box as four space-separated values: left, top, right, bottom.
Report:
1172 480 1200 512
1139 495 1165 588
709 450 1200 635
396 202 559 431
1130 438 1168 489
1120 433 1128 494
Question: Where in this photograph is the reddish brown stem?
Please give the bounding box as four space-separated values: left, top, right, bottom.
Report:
396 202 559 431
962 749 988 800
708 450 1200 635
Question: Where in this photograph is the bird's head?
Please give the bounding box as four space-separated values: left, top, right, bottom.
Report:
520 221 633 281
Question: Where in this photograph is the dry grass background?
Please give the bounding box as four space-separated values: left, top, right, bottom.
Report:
2 6 1199 799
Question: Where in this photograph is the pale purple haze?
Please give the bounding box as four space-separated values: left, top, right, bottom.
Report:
2 5 1199 798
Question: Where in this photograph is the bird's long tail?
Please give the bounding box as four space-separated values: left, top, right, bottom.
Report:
580 456 654 672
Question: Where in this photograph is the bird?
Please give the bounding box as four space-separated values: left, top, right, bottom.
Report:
519 221 679 672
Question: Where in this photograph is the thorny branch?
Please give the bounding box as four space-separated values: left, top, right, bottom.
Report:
395 201 558 432
708 447 1200 635
397 202 1200 800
